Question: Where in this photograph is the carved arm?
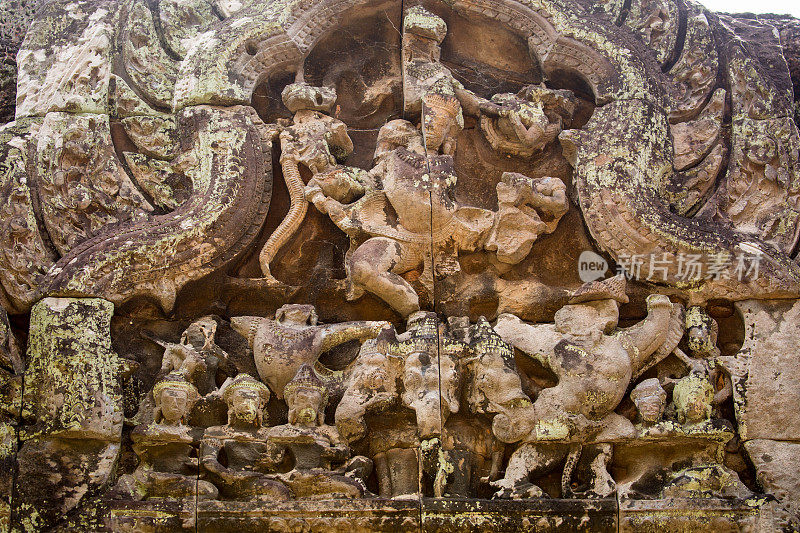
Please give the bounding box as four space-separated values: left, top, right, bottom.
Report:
316 321 390 354
200 437 231 480
454 84 492 117
617 295 683 377
335 390 372 443
261 434 287 469
493 313 561 372
321 442 351 464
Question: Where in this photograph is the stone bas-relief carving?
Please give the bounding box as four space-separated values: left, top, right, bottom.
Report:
200 373 293 502
265 364 372 499
3 0 800 530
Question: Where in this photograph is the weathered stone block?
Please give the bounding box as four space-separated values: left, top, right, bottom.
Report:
195 499 421 533
744 439 800 531
725 300 800 441
421 498 617 532
21 297 122 440
618 498 764 532
14 297 123 531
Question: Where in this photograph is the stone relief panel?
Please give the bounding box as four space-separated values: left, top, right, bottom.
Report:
1 0 799 531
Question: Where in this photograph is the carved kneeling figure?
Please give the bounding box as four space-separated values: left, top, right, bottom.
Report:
117 374 218 500
264 365 371 499
201 374 292 501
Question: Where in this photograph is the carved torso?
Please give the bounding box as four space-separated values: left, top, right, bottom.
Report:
381 149 457 234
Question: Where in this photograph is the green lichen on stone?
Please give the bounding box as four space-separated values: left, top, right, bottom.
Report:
121 114 179 160
15 0 120 117
22 297 123 441
159 0 218 59
673 372 714 424
0 422 15 458
403 5 447 42
123 1 179 109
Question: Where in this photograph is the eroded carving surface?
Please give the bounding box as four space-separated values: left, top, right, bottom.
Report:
2 0 800 530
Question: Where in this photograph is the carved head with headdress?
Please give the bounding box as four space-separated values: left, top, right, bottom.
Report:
630 378 667 425
685 306 719 358
221 373 271 427
152 373 200 425
284 364 328 427
403 6 447 63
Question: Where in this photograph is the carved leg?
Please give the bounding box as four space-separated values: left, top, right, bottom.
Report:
385 447 420 499
349 237 420 317
492 443 568 499
221 472 294 501
446 449 472 497
561 444 582 498
581 443 616 498
259 154 308 282
374 452 393 498
148 472 216 500
278 471 364 499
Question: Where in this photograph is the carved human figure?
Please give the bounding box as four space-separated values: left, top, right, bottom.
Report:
117 374 217 500
435 317 534 497
259 82 355 282
492 275 684 498
336 313 465 498
619 374 746 500
630 378 668 427
157 316 229 395
485 173 569 265
398 313 462 441
263 364 370 499
658 368 751 500
674 306 733 413
402 6 486 154
480 84 577 157
307 120 568 316
200 374 292 501
437 416 502 498
335 326 418 498
464 318 536 445
673 372 715 426
231 304 388 400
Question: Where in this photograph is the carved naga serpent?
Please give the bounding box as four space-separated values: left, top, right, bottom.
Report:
560 100 800 303
44 82 351 309
45 105 274 312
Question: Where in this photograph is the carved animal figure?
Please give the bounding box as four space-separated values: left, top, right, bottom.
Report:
308 121 568 317
231 304 387 399
492 275 684 498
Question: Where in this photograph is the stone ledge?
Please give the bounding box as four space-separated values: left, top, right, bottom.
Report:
619 498 766 532
104 498 765 532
